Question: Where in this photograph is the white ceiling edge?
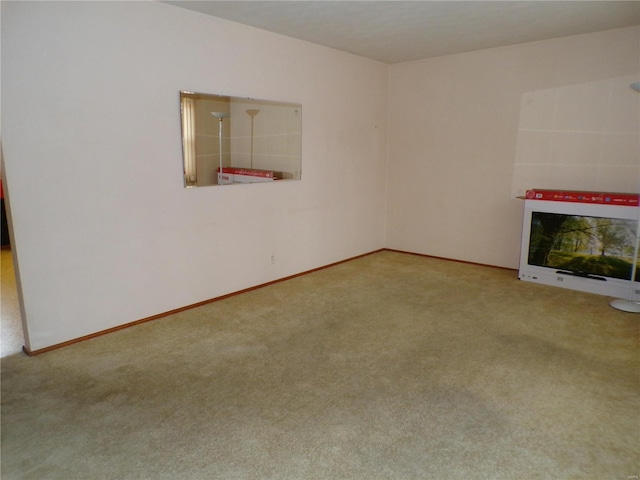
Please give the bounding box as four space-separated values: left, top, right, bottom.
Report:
162 1 640 64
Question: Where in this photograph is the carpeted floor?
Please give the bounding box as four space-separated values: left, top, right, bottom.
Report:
1 250 638 479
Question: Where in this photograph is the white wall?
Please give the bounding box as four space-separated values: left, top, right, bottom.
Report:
386 26 639 269
1 1 389 351
4 2 638 352
511 75 639 197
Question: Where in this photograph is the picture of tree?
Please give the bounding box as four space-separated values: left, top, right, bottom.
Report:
528 212 639 281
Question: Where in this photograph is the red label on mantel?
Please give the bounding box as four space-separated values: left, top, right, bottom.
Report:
217 167 280 179
525 189 639 206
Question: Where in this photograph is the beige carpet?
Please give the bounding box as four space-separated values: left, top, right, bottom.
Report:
1 250 638 479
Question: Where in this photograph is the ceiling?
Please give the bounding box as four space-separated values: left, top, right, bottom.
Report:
163 1 640 64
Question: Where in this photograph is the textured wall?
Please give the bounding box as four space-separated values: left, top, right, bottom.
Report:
1 1 389 351
386 26 639 268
